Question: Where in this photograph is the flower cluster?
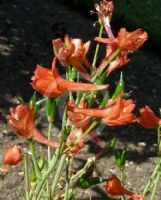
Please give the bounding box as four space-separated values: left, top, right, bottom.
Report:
1 1 160 200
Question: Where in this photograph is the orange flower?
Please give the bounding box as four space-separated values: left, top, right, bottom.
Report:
53 35 91 80
96 28 147 52
103 175 144 199
68 100 90 129
68 100 100 144
137 105 161 128
31 57 109 98
73 93 136 126
6 104 59 147
0 145 22 172
95 28 147 74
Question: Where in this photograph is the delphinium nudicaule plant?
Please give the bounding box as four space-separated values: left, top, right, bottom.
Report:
0 1 161 200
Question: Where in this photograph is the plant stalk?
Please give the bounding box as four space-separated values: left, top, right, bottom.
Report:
29 140 41 180
24 151 30 200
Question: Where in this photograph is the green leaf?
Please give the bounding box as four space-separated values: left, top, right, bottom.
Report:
76 176 106 189
115 148 127 170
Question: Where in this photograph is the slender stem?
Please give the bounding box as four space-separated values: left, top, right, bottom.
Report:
48 120 53 164
47 119 52 200
92 25 104 71
142 163 160 196
150 170 161 200
142 126 161 199
51 154 67 196
32 147 62 200
83 120 99 138
71 158 95 181
29 140 41 180
91 48 121 82
24 152 30 200
150 126 161 200
120 170 125 200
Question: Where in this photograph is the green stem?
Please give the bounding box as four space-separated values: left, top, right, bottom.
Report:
32 147 62 200
24 152 30 200
83 120 99 138
64 157 73 200
91 48 121 82
150 126 161 200
48 120 53 164
150 170 161 200
92 25 104 71
120 170 125 200
142 126 161 198
142 163 160 197
51 154 67 196
29 140 41 180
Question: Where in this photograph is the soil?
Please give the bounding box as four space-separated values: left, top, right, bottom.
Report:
0 0 161 200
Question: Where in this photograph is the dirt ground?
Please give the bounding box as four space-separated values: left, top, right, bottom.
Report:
0 0 161 199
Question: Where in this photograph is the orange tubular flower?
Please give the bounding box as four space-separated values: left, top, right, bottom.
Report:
68 100 90 129
137 105 161 128
73 93 136 126
0 145 22 172
68 100 101 144
31 57 109 98
103 175 144 200
95 28 147 74
6 104 59 147
53 34 91 80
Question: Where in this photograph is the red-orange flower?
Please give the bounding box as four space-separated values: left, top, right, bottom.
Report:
0 144 22 172
103 175 144 199
137 105 161 128
68 100 90 129
95 28 147 74
53 34 91 80
31 57 108 98
68 100 100 144
6 104 59 147
72 93 136 126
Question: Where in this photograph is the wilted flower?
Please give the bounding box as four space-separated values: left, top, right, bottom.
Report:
73 92 136 126
137 105 161 128
103 175 144 199
53 35 91 80
95 0 114 27
6 104 59 147
0 145 22 172
32 57 109 98
66 129 85 155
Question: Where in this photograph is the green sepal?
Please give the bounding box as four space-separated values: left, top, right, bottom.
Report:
46 98 58 122
115 148 127 171
112 72 124 100
76 176 106 189
30 155 45 183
